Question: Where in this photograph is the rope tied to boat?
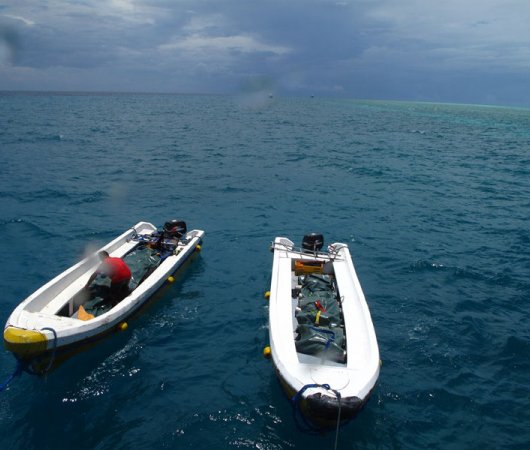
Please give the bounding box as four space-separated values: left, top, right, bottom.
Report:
40 327 58 374
0 360 24 393
0 326 58 392
333 390 342 450
291 382 343 449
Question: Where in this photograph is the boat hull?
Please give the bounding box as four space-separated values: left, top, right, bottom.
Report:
4 222 204 365
268 237 379 428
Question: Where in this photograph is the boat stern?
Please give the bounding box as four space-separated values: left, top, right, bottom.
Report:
4 326 49 358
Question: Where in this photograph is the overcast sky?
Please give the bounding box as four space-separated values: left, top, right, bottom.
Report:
1 1 530 105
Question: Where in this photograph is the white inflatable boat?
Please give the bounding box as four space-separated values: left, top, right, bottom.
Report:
267 234 379 427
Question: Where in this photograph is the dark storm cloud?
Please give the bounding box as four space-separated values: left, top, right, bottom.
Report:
1 1 530 105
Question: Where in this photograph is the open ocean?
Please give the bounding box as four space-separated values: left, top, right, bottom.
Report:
0 92 529 449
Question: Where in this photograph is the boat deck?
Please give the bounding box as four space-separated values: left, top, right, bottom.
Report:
289 257 347 365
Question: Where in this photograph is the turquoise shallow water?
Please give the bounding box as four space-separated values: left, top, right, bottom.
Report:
1 93 529 449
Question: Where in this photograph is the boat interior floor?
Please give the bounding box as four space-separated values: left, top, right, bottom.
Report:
290 262 347 364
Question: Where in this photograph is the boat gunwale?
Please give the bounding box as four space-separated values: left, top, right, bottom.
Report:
4 223 205 355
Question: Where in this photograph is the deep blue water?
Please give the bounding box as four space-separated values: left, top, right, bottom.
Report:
1 92 529 449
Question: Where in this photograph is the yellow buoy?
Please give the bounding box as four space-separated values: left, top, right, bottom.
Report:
119 322 128 331
167 276 175 283
195 244 202 252
264 291 270 299
263 346 272 359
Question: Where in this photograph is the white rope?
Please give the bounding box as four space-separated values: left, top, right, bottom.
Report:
333 390 342 450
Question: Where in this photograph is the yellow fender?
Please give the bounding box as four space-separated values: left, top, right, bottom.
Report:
4 327 48 357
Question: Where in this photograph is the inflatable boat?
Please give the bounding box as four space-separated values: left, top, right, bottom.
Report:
267 234 379 428
4 220 204 368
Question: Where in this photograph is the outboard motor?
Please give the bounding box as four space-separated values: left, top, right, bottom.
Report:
163 219 187 239
302 233 324 252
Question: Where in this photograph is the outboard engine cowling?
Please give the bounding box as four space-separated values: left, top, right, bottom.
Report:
163 219 187 239
302 233 324 252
